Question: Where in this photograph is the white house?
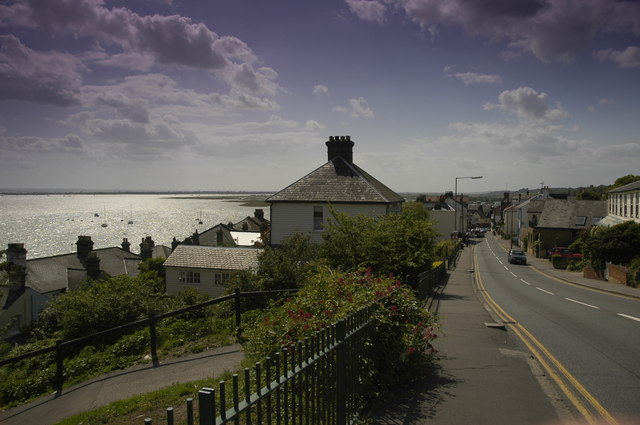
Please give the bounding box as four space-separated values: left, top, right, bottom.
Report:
266 136 404 245
600 180 640 226
164 245 262 297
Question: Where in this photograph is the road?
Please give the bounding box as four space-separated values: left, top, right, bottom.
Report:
475 235 640 424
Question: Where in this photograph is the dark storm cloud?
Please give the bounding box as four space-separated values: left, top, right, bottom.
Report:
348 0 640 63
0 0 280 94
0 34 82 105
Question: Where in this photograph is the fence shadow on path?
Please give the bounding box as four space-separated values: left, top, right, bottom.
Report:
364 364 460 425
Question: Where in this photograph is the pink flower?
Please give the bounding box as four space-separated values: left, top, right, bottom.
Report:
407 347 416 355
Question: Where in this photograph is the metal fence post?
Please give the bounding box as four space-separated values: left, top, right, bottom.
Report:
336 319 347 425
234 287 242 338
149 315 159 367
54 340 64 396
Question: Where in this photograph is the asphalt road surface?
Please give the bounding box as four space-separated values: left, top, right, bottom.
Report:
475 236 640 424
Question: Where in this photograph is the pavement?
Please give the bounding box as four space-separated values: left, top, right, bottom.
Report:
0 343 244 425
2 236 637 425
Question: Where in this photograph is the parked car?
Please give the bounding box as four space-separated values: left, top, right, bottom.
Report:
547 247 583 259
508 249 527 265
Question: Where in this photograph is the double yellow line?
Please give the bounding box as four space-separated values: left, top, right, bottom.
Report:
473 250 619 425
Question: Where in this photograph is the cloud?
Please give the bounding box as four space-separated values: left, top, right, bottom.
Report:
313 85 329 96
450 71 503 85
595 46 640 68
334 97 374 118
0 133 86 153
1 0 282 95
345 0 389 23
347 0 640 64
0 34 83 105
304 120 325 131
449 121 580 157
484 87 567 121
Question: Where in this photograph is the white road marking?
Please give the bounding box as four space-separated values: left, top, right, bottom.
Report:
510 271 517 277
520 279 531 286
498 260 503 265
565 298 600 309
536 287 555 295
617 313 640 322
504 265 509 271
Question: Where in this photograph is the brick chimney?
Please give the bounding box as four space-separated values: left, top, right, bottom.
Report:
326 135 354 163
6 243 27 269
121 237 131 252
254 209 264 221
76 236 94 263
86 252 101 280
171 237 180 251
139 236 155 260
5 243 27 287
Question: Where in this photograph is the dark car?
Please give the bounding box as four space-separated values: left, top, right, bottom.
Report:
508 249 527 265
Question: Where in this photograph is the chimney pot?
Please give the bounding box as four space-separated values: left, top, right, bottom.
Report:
76 236 94 261
326 135 354 163
6 243 27 269
121 237 131 252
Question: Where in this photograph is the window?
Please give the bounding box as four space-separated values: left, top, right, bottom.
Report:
178 271 201 284
214 272 232 285
575 216 587 226
313 206 323 230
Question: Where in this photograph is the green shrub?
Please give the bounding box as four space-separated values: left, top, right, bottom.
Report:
567 258 588 272
626 257 640 288
243 267 437 395
321 202 437 282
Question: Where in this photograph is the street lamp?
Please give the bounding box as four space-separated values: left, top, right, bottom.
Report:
454 176 483 235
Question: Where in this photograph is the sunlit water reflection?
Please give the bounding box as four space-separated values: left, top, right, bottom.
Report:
0 194 270 259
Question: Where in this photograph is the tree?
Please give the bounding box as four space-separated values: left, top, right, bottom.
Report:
34 272 170 340
610 175 640 190
321 202 437 282
576 189 603 200
253 233 319 291
583 221 640 270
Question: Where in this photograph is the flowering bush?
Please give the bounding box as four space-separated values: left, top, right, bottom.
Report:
243 267 438 392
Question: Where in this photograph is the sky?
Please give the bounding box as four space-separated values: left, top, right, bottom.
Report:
0 0 639 194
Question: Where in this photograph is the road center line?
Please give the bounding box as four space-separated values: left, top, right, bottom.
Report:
520 279 531 285
536 287 555 295
510 271 517 277
617 313 640 322
565 298 600 309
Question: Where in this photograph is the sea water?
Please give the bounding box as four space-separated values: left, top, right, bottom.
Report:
0 193 270 259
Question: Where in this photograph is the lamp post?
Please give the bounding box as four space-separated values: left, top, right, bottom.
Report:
454 176 483 236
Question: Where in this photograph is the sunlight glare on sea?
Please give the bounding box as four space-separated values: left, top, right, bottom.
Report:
0 193 270 259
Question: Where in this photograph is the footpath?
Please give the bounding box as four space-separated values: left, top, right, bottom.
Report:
0 344 244 425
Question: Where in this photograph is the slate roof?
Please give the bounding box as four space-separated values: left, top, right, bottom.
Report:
26 247 142 294
266 157 404 204
608 180 640 193
164 245 262 271
537 199 607 229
